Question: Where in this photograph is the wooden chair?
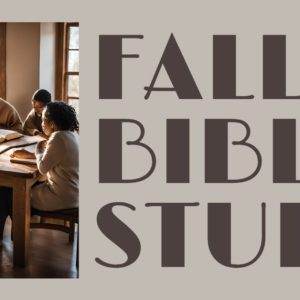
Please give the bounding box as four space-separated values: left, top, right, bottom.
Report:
30 207 79 268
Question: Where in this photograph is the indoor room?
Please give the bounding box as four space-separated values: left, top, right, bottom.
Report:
0 22 79 278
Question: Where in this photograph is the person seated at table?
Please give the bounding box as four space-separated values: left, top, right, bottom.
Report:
23 89 51 136
0 98 22 132
12 101 79 212
0 98 23 243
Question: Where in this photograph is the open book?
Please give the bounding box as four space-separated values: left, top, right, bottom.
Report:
0 134 44 155
0 129 23 143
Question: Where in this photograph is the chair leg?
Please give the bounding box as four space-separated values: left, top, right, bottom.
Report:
0 219 5 241
10 219 13 241
69 220 75 243
76 225 79 269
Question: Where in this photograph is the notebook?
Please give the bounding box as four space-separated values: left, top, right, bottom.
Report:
0 129 23 143
10 157 36 165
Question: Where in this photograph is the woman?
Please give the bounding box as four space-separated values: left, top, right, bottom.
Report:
12 101 79 211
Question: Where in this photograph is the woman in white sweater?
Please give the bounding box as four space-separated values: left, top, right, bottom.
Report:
13 101 79 211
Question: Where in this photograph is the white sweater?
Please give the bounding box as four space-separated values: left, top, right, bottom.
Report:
31 130 79 211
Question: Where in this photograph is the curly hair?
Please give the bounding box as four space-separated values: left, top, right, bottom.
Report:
44 101 79 131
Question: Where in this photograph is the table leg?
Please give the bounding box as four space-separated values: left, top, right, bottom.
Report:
12 179 30 267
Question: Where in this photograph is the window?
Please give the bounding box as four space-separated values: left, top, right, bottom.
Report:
55 22 79 112
65 23 79 110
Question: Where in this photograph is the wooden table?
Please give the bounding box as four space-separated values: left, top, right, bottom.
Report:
0 140 39 267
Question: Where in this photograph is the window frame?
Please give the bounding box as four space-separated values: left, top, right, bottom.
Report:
55 22 79 102
64 22 79 101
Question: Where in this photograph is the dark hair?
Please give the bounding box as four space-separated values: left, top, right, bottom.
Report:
44 101 79 131
33 89 51 105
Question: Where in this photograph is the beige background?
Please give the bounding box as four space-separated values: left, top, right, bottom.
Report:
1 0 300 299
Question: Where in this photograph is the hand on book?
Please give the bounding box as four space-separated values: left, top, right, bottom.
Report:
36 140 47 153
10 149 35 159
38 132 48 140
33 130 48 140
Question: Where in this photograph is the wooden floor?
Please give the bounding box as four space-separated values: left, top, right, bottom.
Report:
0 219 78 278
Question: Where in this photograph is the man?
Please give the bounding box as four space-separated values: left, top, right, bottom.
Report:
0 98 22 132
0 98 23 243
23 89 51 136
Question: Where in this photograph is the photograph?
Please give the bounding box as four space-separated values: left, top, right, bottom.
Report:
0 22 79 278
